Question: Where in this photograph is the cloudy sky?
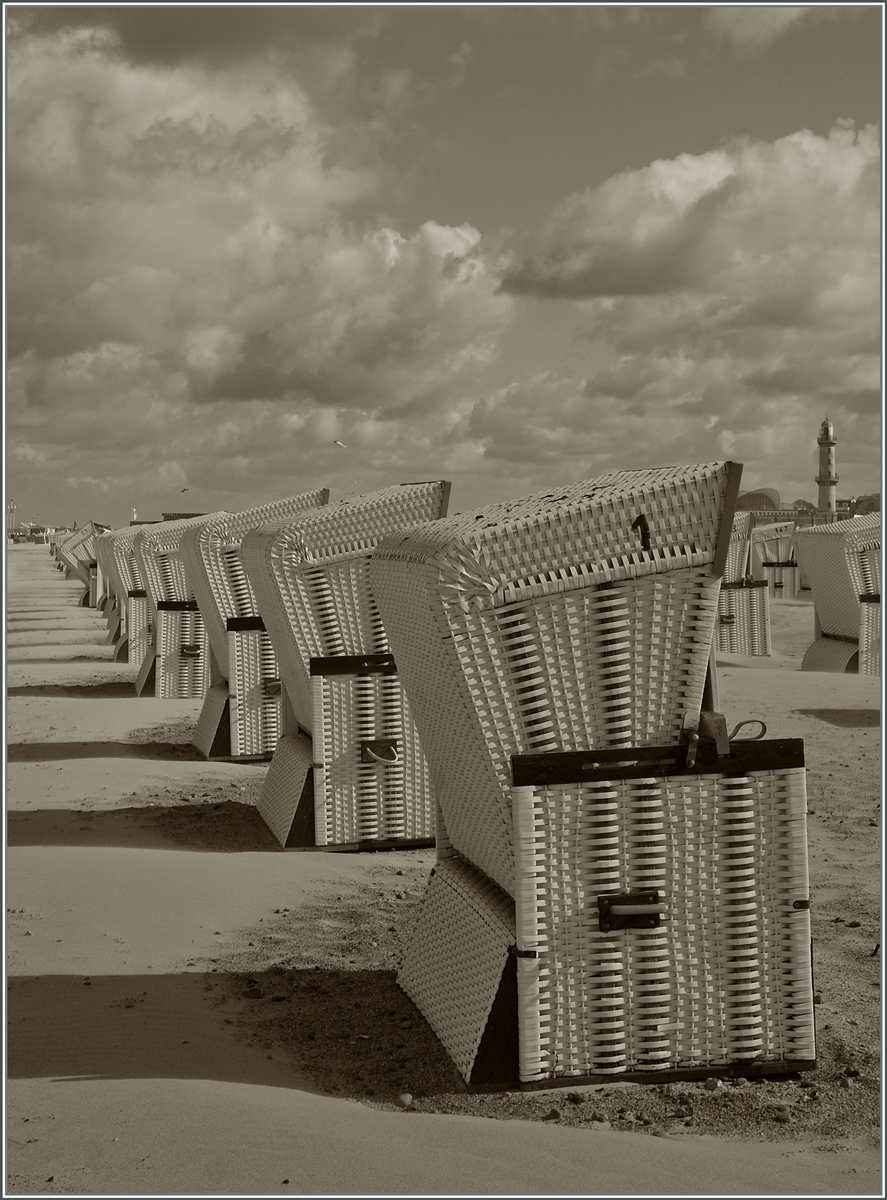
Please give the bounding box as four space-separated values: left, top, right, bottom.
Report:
5 4 882 529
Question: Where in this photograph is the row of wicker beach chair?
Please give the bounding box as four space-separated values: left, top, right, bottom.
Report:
59 464 879 1090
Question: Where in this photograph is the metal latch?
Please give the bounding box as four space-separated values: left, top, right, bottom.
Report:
180 643 201 658
360 739 400 765
682 711 766 766
598 890 666 932
699 711 731 756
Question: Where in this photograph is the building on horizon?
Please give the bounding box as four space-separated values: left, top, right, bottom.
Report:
735 417 878 530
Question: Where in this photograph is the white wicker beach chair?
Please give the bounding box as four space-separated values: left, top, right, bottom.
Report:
93 532 115 613
241 481 451 849
180 490 330 759
716 512 770 656
751 521 800 601
132 513 226 697
370 462 815 1088
55 522 100 602
858 595 881 676
793 514 881 674
99 525 153 663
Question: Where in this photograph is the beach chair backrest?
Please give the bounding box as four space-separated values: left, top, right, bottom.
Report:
180 490 329 675
370 462 741 894
725 511 752 582
793 514 881 639
242 482 451 733
133 512 227 607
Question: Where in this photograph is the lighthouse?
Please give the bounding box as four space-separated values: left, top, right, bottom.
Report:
815 416 838 517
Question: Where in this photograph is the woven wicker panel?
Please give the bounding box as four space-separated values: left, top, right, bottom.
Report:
750 521 795 578
56 521 99 574
242 482 449 733
762 565 801 601
243 482 449 848
311 673 433 845
133 513 227 608
229 628 282 756
103 529 146 640
374 562 722 895
398 856 516 1083
255 732 314 847
180 490 328 678
793 515 881 639
717 585 771 656
724 512 752 583
94 533 115 604
858 600 880 676
512 766 813 1083
801 637 860 673
155 609 210 699
87 563 101 608
371 464 737 894
193 683 230 758
126 594 151 668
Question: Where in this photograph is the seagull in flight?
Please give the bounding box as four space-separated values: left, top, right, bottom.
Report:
333 440 347 448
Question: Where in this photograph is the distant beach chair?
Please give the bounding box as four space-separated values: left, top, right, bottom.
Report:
98 525 156 663
242 481 451 850
716 511 770 656
55 522 102 604
793 514 881 674
751 520 800 600
370 462 814 1088
132 513 226 697
93 531 118 626
180 490 330 759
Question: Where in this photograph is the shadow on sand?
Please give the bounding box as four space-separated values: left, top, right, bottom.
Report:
7 803 281 853
8 741 203 763
792 708 880 728
5 965 464 1102
7 681 136 700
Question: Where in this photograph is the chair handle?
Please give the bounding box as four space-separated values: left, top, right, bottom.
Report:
729 719 767 741
363 744 400 765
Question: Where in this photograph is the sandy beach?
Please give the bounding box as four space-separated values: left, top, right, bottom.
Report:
5 543 881 1196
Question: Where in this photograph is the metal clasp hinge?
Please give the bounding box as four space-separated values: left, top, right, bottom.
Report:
360 739 400 765
598 890 667 932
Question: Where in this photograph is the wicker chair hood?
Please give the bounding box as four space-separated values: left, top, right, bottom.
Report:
180 489 329 674
370 462 740 893
133 512 228 606
724 511 752 583
242 481 450 735
793 513 881 638
101 526 146 595
57 521 100 571
373 463 738 611
244 482 449 570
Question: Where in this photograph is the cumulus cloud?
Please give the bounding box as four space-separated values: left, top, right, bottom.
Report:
6 25 511 520
703 7 815 51
487 122 880 501
501 122 878 303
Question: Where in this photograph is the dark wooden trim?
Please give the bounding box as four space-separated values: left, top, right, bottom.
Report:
227 615 265 631
710 461 744 578
156 599 199 611
310 653 397 677
721 579 768 590
512 737 805 787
